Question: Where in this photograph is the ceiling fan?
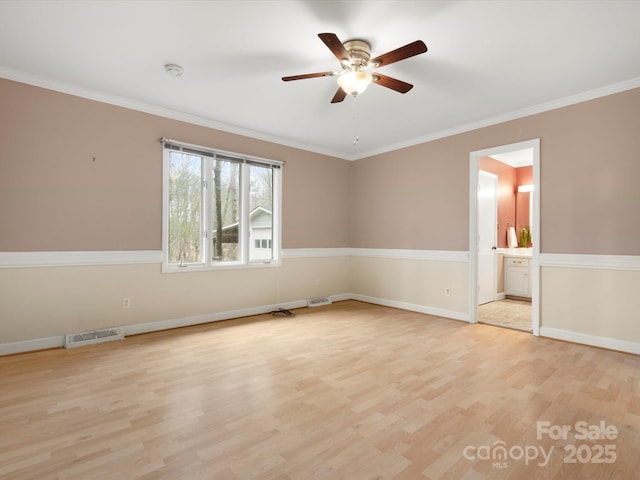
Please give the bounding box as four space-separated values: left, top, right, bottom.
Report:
282 33 427 103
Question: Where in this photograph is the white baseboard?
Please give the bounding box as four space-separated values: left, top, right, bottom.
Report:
349 293 470 322
329 293 353 303
0 298 330 356
540 327 640 355
0 293 467 356
122 299 309 337
0 336 65 356
6 296 638 357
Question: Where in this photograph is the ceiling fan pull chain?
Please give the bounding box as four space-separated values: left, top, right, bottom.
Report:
352 95 360 147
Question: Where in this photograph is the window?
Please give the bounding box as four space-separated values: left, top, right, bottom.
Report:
162 138 282 272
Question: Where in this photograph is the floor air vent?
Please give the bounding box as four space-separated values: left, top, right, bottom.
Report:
307 296 332 308
64 327 124 348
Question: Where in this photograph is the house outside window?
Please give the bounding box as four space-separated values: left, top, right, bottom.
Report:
254 238 272 249
162 138 282 272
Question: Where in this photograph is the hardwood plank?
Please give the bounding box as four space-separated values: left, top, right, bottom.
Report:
1 300 639 479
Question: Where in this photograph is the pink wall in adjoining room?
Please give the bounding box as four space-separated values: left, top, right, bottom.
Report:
478 156 516 248
516 166 533 186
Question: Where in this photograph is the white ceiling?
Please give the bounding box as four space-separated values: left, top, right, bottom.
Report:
1 0 640 160
491 148 533 168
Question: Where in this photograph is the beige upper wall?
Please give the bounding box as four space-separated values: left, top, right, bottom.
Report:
0 79 351 251
2 79 639 255
536 89 640 255
351 87 640 255
349 135 470 251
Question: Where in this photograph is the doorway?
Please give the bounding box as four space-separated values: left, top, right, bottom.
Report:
468 139 540 335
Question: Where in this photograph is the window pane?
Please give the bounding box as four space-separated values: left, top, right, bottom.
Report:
211 158 240 262
163 140 281 271
168 152 202 264
249 165 273 261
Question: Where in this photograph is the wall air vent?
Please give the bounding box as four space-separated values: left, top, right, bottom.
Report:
64 327 124 348
307 296 332 308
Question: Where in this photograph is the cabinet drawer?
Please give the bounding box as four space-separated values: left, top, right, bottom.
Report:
506 257 529 267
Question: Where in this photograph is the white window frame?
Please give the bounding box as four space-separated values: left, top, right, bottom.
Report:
161 138 282 273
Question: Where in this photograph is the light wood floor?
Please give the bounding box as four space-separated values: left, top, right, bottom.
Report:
478 299 532 332
1 300 639 479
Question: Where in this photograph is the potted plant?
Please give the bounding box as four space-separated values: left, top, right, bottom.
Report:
519 225 531 248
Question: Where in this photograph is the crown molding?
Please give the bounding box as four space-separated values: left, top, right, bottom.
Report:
3 67 639 163
350 76 640 160
0 67 347 161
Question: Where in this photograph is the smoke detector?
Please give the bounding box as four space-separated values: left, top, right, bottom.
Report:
164 64 184 77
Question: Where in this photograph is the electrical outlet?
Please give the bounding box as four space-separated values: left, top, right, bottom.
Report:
122 297 131 309
445 288 451 297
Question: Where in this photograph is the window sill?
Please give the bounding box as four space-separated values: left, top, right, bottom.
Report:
161 259 280 274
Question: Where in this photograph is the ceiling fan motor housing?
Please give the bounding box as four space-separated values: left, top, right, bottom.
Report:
342 39 372 69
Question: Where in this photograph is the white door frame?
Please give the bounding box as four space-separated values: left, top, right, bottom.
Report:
468 138 541 336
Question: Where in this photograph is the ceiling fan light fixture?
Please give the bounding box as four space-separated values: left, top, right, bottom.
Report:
337 70 373 96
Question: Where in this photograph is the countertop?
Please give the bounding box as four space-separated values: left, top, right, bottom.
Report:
496 248 532 259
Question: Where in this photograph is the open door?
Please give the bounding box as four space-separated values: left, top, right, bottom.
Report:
477 170 497 305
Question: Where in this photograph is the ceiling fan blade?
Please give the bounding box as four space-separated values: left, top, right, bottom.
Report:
370 40 427 67
318 33 350 64
372 73 414 93
282 71 335 81
331 88 347 103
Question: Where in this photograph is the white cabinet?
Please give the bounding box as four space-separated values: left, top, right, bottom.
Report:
504 257 531 298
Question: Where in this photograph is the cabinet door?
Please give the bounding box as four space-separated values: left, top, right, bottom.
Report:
506 267 529 296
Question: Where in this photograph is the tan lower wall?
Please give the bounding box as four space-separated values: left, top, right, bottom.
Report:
540 267 640 343
350 256 469 317
0 256 351 343
3 253 640 354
